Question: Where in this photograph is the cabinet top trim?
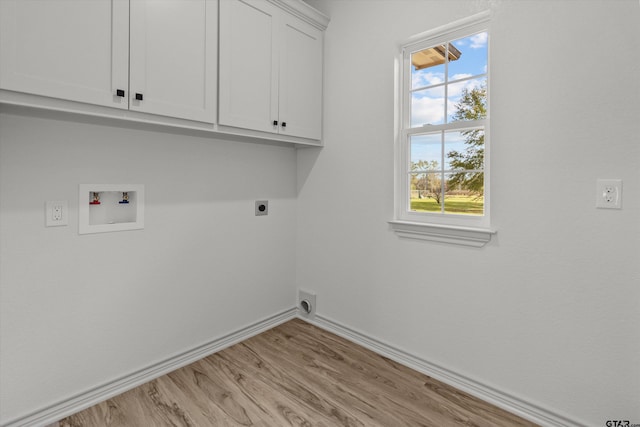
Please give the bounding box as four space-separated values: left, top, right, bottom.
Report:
268 0 330 30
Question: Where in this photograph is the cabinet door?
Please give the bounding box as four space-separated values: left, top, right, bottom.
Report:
218 0 279 133
278 15 323 140
0 0 129 109
129 0 217 123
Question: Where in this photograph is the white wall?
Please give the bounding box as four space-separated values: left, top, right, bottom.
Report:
297 0 640 425
0 108 297 422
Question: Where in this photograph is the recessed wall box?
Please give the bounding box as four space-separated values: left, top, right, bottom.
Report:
79 184 144 234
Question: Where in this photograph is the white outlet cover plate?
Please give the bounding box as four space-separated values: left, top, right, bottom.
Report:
45 200 68 226
596 179 622 209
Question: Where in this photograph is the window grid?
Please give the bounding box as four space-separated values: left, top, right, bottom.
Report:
407 128 485 215
399 23 489 223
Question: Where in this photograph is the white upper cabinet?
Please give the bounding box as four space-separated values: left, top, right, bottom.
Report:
219 0 279 134
278 12 323 140
219 0 325 140
0 0 217 123
0 0 130 110
129 0 217 122
0 0 327 144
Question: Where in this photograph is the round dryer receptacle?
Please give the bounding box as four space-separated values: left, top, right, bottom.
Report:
300 299 312 314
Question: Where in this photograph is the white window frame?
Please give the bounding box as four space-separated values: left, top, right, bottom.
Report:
390 11 496 247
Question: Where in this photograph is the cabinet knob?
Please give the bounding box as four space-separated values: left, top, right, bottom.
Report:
281 122 287 128
273 120 278 126
116 89 125 97
135 93 144 101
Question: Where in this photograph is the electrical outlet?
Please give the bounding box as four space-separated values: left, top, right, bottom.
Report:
255 200 268 216
46 201 68 226
596 179 622 209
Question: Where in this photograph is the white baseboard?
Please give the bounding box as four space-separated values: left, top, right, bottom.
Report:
3 308 297 427
301 313 585 427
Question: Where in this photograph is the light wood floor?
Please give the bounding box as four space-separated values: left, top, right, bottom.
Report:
59 319 538 426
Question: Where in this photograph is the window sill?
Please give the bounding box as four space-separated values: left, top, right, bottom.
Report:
388 220 496 247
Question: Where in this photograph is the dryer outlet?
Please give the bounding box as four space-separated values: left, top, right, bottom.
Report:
298 289 316 318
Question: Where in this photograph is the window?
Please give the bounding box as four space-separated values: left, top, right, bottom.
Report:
391 12 495 246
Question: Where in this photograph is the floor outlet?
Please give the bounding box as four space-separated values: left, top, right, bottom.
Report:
46 200 68 226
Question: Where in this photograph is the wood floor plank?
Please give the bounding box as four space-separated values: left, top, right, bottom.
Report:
245 320 523 427
59 319 539 427
215 341 370 426
196 350 339 426
261 320 534 427
226 331 430 426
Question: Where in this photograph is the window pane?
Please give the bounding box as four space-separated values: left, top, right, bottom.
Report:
409 173 427 204
411 63 445 90
447 78 487 123
444 129 484 171
444 172 484 215
448 32 487 82
410 133 441 170
411 45 447 90
411 86 445 126
410 172 443 212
